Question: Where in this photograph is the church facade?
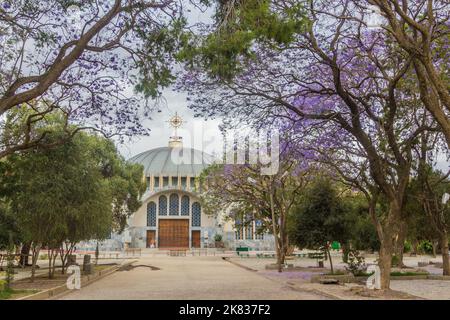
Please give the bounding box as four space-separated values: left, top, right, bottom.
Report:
109 115 275 250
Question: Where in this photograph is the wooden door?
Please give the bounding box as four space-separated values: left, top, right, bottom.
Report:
191 230 201 248
158 219 189 248
146 230 156 248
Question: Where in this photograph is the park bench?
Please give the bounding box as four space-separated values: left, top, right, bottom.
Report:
235 247 249 256
308 252 325 268
308 252 325 260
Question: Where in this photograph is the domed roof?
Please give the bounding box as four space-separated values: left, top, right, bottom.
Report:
128 147 215 177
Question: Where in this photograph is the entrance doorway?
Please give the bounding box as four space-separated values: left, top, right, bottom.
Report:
191 230 201 248
146 230 156 248
158 219 189 248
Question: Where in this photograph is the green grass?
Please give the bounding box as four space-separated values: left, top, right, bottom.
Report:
0 288 39 300
0 288 13 299
324 270 347 275
390 271 428 277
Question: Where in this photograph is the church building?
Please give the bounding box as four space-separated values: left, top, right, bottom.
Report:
114 114 274 250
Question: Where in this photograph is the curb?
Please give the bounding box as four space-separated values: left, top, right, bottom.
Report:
222 257 258 272
286 283 342 300
16 260 137 300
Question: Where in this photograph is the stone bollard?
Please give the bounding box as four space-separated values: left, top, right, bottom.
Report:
82 254 93 275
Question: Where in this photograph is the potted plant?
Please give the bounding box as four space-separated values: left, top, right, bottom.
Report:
214 234 224 248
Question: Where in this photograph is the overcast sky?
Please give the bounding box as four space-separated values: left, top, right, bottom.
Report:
116 89 224 160
116 2 448 173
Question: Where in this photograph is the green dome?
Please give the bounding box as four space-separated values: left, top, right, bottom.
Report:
128 147 214 177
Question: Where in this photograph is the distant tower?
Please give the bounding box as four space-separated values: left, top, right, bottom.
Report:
167 112 184 148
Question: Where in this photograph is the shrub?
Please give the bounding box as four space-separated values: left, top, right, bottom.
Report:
391 255 400 267
419 240 433 254
403 241 412 253
345 250 366 276
0 279 6 291
214 234 223 242
39 254 49 260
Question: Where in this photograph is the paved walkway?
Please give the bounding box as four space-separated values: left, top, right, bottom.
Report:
390 280 450 300
59 256 329 300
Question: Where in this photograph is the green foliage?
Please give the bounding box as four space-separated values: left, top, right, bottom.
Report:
346 196 380 252
391 255 400 267
178 0 307 80
403 241 412 253
0 286 12 300
135 18 188 98
419 240 434 255
288 178 354 250
390 271 429 277
214 234 223 242
0 202 21 250
1 113 145 251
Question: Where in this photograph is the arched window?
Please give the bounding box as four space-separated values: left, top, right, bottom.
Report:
159 195 167 215
192 202 201 227
245 223 254 240
181 195 190 216
147 202 156 227
255 220 264 240
169 193 179 215
235 219 243 240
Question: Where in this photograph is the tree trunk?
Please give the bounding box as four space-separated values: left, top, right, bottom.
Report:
440 231 450 276
341 242 350 263
411 239 419 256
19 242 31 267
268 181 282 272
378 241 393 290
327 246 334 274
432 240 438 258
48 247 59 279
394 223 407 268
59 242 75 274
30 243 41 282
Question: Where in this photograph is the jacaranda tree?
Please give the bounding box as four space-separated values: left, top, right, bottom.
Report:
179 0 448 289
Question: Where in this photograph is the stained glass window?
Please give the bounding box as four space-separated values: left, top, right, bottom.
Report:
159 195 167 215
147 202 156 227
169 193 179 215
181 195 190 215
192 202 201 226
